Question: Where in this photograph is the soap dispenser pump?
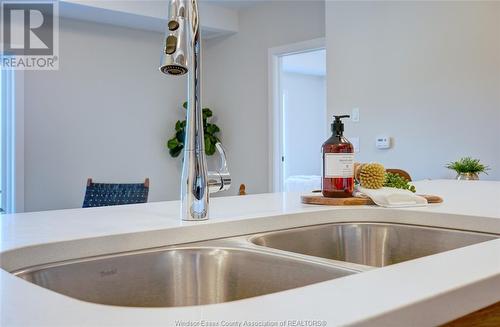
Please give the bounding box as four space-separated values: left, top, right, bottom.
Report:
322 115 354 197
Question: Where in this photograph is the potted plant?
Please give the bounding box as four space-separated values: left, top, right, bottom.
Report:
166 102 222 158
446 157 490 180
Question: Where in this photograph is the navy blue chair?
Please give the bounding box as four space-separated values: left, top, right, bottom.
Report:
83 178 150 208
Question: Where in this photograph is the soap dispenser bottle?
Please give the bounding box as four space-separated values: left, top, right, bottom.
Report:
322 115 354 197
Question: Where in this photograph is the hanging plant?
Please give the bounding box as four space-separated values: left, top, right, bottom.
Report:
167 101 222 157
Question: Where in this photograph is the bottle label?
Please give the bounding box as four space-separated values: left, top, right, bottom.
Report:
324 153 354 178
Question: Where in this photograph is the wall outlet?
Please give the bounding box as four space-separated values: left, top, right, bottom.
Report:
351 108 360 122
376 136 391 149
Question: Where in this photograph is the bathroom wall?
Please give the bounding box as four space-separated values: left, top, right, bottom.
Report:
326 1 500 180
24 18 185 212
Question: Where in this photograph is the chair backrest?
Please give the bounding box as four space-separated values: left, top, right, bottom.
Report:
238 184 246 195
83 178 150 208
386 169 412 181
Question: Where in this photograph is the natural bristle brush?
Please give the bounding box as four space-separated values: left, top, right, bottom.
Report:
354 163 386 189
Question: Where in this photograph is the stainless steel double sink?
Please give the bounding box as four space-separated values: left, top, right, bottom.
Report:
13 222 498 308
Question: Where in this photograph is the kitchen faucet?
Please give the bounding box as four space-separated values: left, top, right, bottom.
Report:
159 0 230 221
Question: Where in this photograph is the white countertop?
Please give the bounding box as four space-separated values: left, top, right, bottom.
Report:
1 180 499 326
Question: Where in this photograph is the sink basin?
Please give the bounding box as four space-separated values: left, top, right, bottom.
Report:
251 223 498 267
14 246 354 307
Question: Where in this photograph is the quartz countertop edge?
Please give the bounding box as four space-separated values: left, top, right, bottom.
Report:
1 180 499 327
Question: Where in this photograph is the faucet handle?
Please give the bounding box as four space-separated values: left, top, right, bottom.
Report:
208 142 231 193
215 142 229 175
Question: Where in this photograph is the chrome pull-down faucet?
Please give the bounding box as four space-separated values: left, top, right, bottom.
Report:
159 0 231 221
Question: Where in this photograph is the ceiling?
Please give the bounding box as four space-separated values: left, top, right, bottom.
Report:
281 49 326 77
59 0 264 39
60 0 241 38
203 0 260 10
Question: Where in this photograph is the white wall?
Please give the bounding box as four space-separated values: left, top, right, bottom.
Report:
326 1 500 181
24 18 185 212
21 1 499 212
203 0 326 195
22 0 326 211
281 72 326 178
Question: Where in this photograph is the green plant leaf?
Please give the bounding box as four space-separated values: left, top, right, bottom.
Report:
167 102 222 158
176 130 185 142
384 172 416 193
167 137 179 149
169 145 183 157
207 143 216 155
202 108 213 119
206 123 220 134
445 157 489 174
175 120 182 131
206 134 214 145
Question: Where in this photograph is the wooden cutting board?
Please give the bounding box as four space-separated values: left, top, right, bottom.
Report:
301 194 443 206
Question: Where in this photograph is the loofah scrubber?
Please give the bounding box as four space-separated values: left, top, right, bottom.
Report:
355 163 386 189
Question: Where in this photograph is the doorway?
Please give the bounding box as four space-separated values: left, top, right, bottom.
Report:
268 38 326 192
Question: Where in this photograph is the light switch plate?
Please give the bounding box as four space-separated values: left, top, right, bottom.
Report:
351 108 360 122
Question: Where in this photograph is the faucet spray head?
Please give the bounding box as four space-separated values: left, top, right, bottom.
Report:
160 62 188 75
160 0 188 75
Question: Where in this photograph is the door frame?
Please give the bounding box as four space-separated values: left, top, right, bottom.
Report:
267 37 325 192
1 63 25 213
